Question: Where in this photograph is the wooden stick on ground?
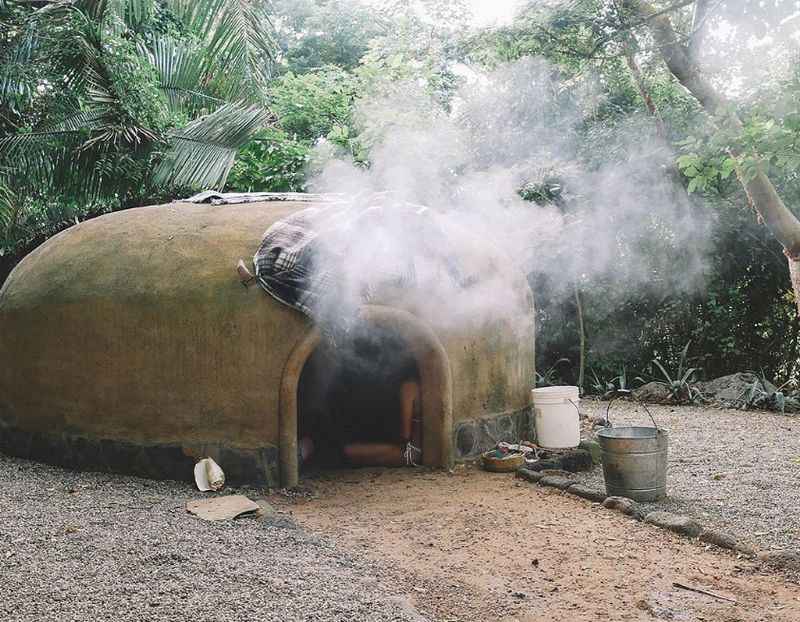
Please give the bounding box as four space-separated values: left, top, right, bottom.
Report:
672 582 737 603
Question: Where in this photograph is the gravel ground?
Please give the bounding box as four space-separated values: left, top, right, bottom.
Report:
575 400 800 551
0 455 426 622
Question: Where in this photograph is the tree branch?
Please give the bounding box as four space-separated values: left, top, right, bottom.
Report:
627 0 800 312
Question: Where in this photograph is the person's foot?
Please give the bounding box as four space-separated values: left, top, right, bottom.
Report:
299 436 315 463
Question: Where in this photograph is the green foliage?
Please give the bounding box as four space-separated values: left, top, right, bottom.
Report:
226 128 311 192
270 67 358 140
0 5 276 190
358 1 469 108
0 0 278 256
225 65 361 192
492 0 800 392
271 0 382 73
519 177 564 205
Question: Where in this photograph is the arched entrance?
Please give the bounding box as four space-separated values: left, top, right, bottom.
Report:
278 305 453 488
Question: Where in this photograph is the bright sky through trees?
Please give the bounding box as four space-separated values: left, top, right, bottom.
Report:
358 0 523 26
467 0 522 25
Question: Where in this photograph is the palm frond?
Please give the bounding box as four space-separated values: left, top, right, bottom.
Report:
0 119 155 202
0 183 21 240
76 0 109 20
76 0 152 27
167 0 228 39
123 0 153 27
210 1 277 89
141 36 224 113
52 109 108 132
154 102 273 189
167 0 278 99
0 21 38 107
0 131 64 189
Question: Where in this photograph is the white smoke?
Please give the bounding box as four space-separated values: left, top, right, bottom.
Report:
304 57 712 335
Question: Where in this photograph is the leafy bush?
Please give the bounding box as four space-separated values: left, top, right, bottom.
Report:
269 67 359 140
226 129 311 193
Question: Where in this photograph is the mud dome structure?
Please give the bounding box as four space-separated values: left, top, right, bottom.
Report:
0 200 535 486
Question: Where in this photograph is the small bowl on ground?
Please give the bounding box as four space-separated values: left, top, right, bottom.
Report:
481 450 525 472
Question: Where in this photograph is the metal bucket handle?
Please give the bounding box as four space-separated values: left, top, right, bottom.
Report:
605 391 660 430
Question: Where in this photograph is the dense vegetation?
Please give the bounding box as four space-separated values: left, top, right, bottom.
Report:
2 0 799 391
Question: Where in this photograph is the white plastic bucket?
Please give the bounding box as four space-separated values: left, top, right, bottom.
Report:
532 385 580 449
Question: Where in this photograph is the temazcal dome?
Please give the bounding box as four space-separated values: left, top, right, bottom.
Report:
0 199 535 486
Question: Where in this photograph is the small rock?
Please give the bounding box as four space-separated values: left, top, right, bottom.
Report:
557 449 593 472
758 550 800 571
524 459 562 472
254 499 276 520
603 496 637 515
566 484 607 503
538 475 576 490
699 529 740 551
632 381 673 404
515 468 543 483
696 372 769 405
644 511 703 538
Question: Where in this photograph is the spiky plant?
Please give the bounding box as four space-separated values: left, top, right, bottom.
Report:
646 341 702 404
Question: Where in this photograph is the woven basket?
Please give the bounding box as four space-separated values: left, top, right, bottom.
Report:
481 451 525 472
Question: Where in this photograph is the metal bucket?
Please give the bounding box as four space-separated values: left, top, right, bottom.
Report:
596 400 668 502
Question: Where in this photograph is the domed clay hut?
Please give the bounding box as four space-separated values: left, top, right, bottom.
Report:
0 199 535 486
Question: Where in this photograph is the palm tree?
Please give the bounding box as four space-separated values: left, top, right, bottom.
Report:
0 0 278 246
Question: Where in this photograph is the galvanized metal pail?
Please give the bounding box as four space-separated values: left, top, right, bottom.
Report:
596 426 668 501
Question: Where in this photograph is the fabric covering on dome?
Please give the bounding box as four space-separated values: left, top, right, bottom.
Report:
253 196 478 331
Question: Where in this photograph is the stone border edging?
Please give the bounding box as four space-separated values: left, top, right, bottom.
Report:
514 467 800 572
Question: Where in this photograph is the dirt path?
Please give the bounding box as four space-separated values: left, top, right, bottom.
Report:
273 466 800 622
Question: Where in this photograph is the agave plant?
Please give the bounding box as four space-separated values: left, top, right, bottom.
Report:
535 357 571 388
737 369 791 413
0 0 277 238
589 365 629 398
642 341 702 404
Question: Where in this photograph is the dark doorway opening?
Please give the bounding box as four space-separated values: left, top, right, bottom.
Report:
297 323 421 471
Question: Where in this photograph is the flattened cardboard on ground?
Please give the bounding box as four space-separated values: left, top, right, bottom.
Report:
186 495 260 521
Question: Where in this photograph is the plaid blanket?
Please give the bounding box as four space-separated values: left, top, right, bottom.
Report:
253 196 474 332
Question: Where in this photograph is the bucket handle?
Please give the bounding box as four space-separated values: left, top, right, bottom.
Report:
605 391 659 430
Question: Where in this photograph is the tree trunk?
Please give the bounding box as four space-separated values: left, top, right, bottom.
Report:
790 255 800 315
624 49 667 137
629 0 800 314
574 283 586 394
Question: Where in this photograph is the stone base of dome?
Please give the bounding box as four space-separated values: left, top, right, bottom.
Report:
0 421 279 486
